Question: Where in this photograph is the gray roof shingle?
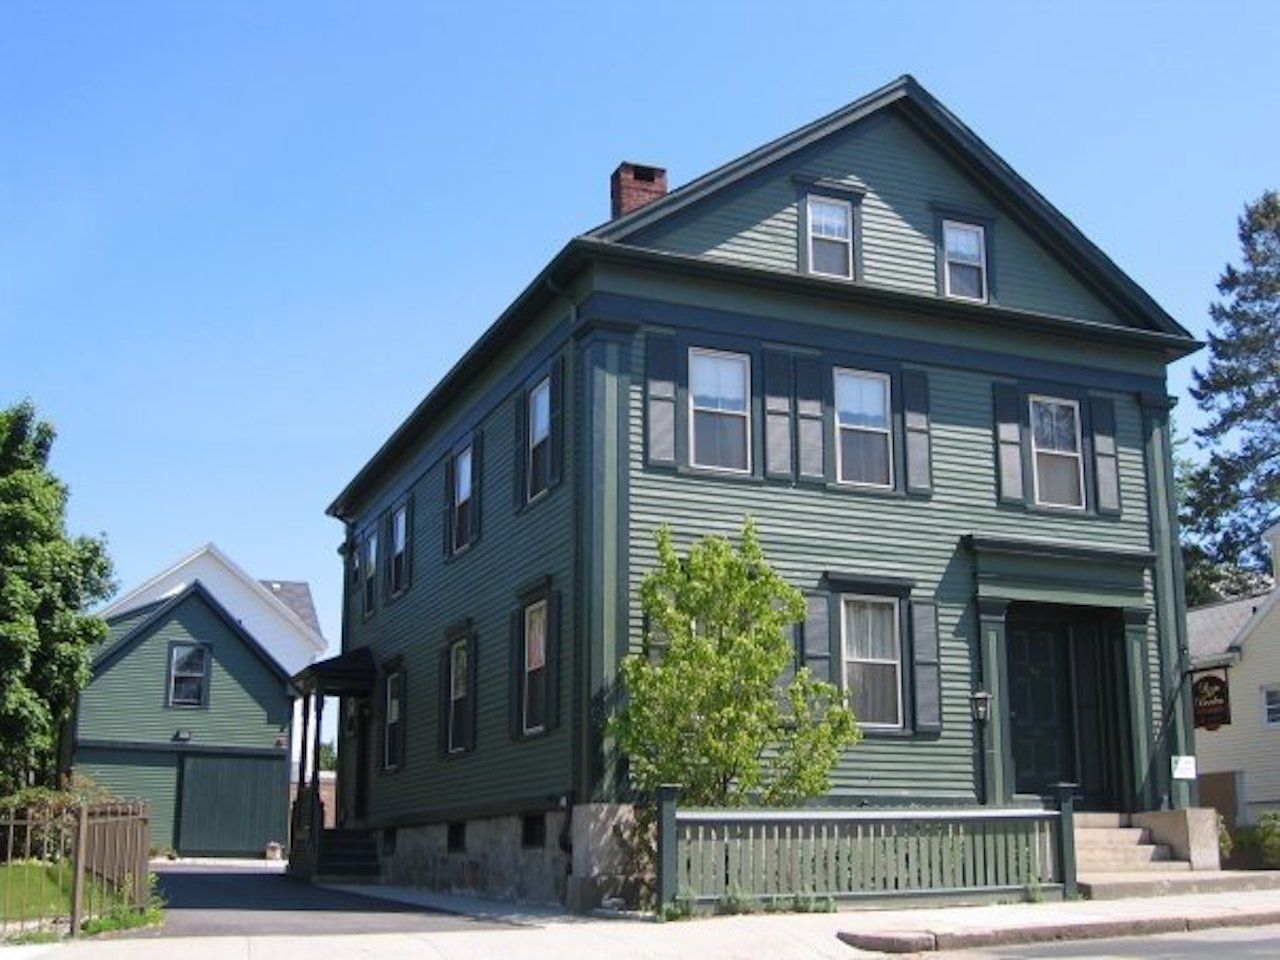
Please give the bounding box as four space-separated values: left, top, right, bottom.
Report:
1187 593 1268 666
260 580 322 637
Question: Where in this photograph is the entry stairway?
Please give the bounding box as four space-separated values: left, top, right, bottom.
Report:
1075 812 1280 899
314 828 381 883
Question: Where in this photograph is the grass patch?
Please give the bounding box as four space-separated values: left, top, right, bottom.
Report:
0 861 76 921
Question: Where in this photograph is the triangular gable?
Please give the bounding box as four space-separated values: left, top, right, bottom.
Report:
95 580 294 689
590 75 1189 339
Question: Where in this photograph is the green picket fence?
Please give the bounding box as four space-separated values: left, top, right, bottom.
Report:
656 787 1077 907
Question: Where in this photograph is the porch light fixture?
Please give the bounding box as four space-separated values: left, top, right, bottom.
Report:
969 690 992 724
173 729 192 743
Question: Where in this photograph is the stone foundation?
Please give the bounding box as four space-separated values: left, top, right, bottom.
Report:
378 802 638 910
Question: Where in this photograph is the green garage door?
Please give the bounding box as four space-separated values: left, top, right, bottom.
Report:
177 754 288 856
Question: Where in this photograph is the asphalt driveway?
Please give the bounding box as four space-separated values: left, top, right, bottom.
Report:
127 862 501 937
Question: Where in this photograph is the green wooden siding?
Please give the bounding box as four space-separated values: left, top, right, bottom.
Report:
634 111 1130 329
79 591 291 749
625 327 1162 803
75 747 180 851
339 299 577 826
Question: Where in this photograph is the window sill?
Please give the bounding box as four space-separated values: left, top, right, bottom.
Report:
516 483 558 516
824 481 907 500
674 464 766 484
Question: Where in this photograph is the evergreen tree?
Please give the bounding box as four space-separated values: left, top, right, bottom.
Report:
0 401 114 794
1184 191 1280 586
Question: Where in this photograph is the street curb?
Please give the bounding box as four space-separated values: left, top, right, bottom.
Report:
837 909 1280 953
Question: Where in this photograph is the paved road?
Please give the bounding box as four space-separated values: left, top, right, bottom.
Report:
126 862 501 937
944 923 1280 958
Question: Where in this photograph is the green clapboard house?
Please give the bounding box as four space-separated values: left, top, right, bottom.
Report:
297 76 1201 906
74 546 321 855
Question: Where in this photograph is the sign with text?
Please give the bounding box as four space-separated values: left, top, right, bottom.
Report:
1172 755 1197 781
1193 672 1232 730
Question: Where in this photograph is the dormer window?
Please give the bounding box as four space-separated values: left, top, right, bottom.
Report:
943 220 987 301
807 196 853 279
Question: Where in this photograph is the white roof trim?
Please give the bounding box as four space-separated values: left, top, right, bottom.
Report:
100 543 326 651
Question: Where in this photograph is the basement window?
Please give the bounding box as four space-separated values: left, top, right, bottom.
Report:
521 814 546 849
447 821 466 853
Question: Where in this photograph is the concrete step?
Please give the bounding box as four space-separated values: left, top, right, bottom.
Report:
1074 826 1149 847
1074 812 1129 828
1079 870 1280 900
315 860 380 877
1078 844 1188 871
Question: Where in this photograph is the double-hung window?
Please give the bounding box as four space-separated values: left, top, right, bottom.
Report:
168 644 209 707
448 640 470 752
1030 395 1085 509
835 369 893 488
527 377 552 501
689 348 750 472
523 599 548 735
389 503 409 597
1265 687 1280 728
807 196 853 279
943 220 987 301
362 532 378 616
383 669 403 770
453 444 474 553
841 596 902 729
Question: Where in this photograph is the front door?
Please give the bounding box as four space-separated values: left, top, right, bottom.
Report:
1006 604 1130 808
1008 615 1073 796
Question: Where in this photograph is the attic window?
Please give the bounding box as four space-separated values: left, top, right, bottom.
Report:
807 196 853 279
943 220 988 302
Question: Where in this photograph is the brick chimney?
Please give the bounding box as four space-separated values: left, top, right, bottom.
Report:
610 162 667 219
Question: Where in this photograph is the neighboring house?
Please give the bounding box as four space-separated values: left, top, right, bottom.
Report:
1190 523 1280 828
296 76 1200 906
74 544 325 855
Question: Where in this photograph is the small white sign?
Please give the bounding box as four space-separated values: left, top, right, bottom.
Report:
1172 755 1197 781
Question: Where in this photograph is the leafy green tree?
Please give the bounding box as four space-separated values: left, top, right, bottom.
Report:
610 518 859 808
0 401 113 794
317 740 338 772
1184 191 1280 583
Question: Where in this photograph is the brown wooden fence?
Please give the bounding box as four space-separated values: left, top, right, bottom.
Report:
0 801 150 939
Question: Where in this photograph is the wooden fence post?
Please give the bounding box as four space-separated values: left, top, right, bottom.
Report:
70 804 88 937
1053 782 1078 899
657 784 679 910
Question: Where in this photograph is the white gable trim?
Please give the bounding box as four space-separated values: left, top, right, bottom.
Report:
101 543 326 654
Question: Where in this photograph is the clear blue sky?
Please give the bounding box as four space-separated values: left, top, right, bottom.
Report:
4 1 1278 652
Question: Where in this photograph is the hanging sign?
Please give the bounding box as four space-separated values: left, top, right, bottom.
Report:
1193 672 1231 730
1172 755 1197 781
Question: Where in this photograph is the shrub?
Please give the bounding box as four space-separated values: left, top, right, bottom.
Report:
1256 812 1280 868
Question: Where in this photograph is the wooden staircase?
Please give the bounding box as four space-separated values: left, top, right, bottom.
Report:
314 828 381 883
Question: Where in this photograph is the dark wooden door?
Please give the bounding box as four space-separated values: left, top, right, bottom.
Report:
354 703 371 819
1008 617 1073 796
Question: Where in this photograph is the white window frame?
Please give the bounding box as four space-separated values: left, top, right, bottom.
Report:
527 376 552 503
362 531 378 616
942 219 988 303
1029 394 1086 510
453 444 473 552
383 669 403 771
448 639 468 753
807 195 854 280
168 643 208 708
840 594 903 730
688 347 752 474
833 367 894 489
390 504 408 596
1264 685 1280 729
523 598 548 736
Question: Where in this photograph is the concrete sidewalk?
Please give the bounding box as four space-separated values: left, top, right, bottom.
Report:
18 887 1280 959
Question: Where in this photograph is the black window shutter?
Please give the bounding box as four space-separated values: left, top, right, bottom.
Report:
545 590 561 731
442 455 455 557
512 391 528 510
903 370 933 494
397 667 408 767
646 335 677 465
803 593 832 684
508 609 524 740
380 513 392 602
437 646 451 756
465 634 479 751
992 383 1025 504
548 357 564 489
1091 397 1122 515
795 357 826 480
763 351 794 480
403 494 415 591
911 600 942 734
